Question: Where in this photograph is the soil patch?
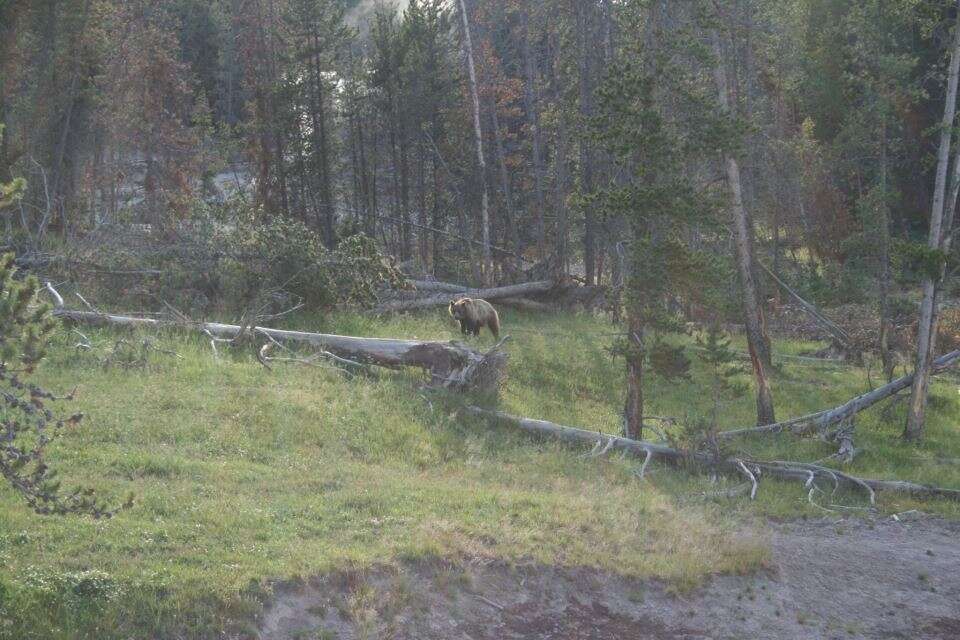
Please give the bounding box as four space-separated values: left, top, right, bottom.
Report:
258 516 960 640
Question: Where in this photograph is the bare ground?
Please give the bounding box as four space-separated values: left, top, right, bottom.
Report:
257 516 960 640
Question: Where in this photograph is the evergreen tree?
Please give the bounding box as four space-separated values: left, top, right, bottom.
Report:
0 254 124 516
591 0 729 439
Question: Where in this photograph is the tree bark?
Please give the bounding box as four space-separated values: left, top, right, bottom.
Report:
878 119 895 382
373 280 555 313
758 262 854 353
457 0 493 285
712 31 775 426
52 306 503 391
402 280 556 312
521 8 547 257
623 312 644 440
718 348 960 440
577 0 597 286
310 32 335 247
905 5 960 441
465 406 960 502
490 97 520 261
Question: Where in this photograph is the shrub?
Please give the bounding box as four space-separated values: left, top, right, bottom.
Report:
58 204 405 316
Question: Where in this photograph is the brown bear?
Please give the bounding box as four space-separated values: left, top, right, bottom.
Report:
448 297 500 338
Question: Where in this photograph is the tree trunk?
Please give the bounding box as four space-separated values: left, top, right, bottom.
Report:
905 6 960 441
521 8 547 258
624 312 644 440
578 0 597 286
712 30 775 426
52 307 504 391
718 348 960 440
878 120 896 382
418 140 429 270
490 98 520 262
465 406 960 502
758 262 853 353
457 0 492 285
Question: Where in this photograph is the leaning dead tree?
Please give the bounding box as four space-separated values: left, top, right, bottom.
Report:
47 288 508 392
464 407 960 503
758 262 856 357
717 348 960 440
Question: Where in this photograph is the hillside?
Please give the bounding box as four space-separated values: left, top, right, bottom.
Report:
2 310 959 639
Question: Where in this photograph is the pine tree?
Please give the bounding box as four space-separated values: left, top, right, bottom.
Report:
591 0 729 440
0 125 25 209
0 254 125 516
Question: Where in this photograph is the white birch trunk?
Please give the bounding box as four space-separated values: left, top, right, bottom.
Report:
457 0 493 285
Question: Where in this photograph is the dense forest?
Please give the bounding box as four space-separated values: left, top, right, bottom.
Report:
5 0 960 448
6 0 960 424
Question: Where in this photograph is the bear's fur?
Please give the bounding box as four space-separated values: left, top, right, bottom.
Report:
448 297 500 338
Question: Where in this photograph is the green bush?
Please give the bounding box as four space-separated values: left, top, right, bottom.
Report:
219 216 404 311
58 203 404 316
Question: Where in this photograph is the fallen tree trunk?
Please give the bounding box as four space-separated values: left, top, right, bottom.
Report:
52 304 507 391
406 280 474 294
462 406 685 461
373 280 555 313
495 297 558 313
717 349 960 440
394 282 557 313
464 406 960 502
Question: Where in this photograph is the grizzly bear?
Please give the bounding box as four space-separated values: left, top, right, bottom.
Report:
448 297 500 338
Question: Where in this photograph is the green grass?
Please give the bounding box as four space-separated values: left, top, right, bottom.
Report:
1 309 959 638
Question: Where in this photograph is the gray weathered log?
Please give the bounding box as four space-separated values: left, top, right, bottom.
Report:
374 280 555 313
718 349 960 440
465 407 960 502
496 297 558 313
52 305 504 391
407 280 473 294
401 280 558 312
462 406 685 461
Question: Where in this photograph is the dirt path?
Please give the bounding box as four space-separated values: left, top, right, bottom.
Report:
258 516 960 639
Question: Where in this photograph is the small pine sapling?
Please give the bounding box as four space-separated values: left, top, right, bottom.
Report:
687 323 747 463
0 254 129 517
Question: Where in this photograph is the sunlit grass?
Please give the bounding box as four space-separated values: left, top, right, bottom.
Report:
1 309 958 638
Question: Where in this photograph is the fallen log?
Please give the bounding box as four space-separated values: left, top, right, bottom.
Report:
406 279 474 294
373 280 555 313
464 406 960 502
49 299 507 392
717 349 960 440
496 297 558 313
400 280 557 313
462 406 685 462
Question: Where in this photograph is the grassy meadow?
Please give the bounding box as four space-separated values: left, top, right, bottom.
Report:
2 308 960 638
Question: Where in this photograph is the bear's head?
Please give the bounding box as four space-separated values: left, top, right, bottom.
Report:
449 298 470 320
